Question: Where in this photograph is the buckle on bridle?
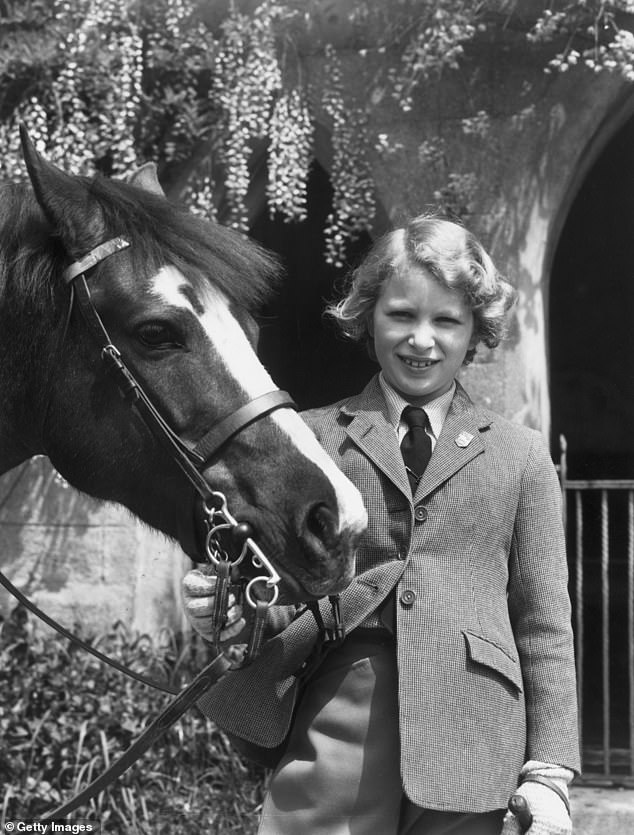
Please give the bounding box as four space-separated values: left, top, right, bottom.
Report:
292 595 346 682
308 595 346 645
201 491 282 662
203 491 281 604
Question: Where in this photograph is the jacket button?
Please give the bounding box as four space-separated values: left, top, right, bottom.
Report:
400 589 416 607
414 505 428 523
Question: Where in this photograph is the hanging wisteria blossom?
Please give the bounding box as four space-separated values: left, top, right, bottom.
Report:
1 0 633 258
267 88 313 223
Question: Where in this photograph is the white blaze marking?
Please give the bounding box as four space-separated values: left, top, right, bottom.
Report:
150 267 367 535
151 266 195 311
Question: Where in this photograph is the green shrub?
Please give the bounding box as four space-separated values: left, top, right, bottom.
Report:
0 606 266 834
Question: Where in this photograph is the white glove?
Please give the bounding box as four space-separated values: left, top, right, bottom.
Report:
181 565 247 644
501 763 573 835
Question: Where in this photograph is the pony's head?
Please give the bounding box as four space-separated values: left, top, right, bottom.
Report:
3 128 367 602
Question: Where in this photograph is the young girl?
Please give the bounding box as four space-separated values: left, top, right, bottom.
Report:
183 214 580 835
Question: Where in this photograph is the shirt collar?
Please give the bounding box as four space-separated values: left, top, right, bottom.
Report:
378 372 455 441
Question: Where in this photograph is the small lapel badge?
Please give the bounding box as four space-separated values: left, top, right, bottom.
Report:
455 431 474 448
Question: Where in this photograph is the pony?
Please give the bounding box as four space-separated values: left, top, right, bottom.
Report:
0 128 367 602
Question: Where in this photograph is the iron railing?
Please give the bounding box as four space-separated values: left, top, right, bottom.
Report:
559 436 634 786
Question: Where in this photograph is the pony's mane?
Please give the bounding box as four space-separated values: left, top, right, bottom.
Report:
88 175 281 310
0 182 65 309
0 173 280 314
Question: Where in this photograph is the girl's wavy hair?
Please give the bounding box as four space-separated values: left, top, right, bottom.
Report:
325 213 517 364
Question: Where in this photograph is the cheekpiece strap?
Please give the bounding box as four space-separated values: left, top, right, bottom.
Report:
63 236 131 284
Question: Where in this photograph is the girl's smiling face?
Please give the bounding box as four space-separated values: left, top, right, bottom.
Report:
371 266 476 405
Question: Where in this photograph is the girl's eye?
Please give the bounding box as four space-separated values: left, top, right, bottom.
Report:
136 322 183 349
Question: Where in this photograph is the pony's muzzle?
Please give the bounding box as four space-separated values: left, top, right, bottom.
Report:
297 501 357 596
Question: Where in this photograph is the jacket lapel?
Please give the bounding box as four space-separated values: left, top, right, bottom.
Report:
416 382 491 500
340 377 492 501
341 376 412 497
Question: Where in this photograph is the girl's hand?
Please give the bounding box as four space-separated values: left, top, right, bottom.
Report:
181 565 246 643
501 780 572 835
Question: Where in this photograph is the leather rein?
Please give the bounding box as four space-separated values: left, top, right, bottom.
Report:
0 236 345 821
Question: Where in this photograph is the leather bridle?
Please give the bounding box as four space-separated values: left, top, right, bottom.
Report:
62 236 296 520
60 235 310 607
0 235 349 821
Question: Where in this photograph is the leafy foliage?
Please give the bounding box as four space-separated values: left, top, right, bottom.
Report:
0 0 633 259
527 0 634 78
0 606 265 833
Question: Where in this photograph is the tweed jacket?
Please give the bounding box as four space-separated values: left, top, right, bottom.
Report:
197 375 580 812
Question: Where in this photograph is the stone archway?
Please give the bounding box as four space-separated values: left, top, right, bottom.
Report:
549 112 634 479
548 106 634 778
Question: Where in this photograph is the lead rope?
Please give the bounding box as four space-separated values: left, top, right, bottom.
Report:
38 493 281 823
40 652 233 822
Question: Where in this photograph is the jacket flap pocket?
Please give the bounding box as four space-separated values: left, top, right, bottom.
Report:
463 631 523 692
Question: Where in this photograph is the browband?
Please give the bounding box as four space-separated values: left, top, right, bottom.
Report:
63 236 131 283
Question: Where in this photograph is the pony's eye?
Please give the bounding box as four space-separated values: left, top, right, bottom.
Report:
136 322 182 349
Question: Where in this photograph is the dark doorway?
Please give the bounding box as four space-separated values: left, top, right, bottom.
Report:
550 115 634 779
251 161 376 410
549 116 634 480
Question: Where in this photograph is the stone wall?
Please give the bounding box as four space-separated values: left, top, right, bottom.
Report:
0 457 189 638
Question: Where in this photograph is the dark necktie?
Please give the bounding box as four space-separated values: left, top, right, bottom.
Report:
400 406 431 492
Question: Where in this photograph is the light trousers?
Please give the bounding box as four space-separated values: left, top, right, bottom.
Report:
257 637 505 835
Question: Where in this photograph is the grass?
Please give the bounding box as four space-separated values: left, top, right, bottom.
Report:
0 606 267 834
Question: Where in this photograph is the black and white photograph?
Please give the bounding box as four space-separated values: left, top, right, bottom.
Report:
1 2 633 833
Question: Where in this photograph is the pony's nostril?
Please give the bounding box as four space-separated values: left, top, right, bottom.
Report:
305 503 338 551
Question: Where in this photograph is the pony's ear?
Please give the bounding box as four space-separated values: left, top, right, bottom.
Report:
127 162 165 196
19 123 105 256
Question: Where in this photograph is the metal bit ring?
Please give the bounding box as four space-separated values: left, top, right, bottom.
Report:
245 576 279 609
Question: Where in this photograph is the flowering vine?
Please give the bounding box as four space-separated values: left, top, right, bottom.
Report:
0 0 143 181
387 2 479 113
212 2 286 232
1 1 634 259
266 88 313 223
528 1 634 80
322 45 376 268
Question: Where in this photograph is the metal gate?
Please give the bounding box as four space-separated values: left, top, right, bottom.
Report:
559 436 634 786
